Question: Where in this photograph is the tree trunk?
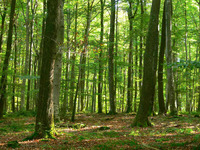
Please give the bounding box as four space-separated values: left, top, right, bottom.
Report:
132 0 160 127
34 0 60 138
0 4 7 63
0 0 16 118
139 0 144 98
53 0 64 121
165 0 176 115
98 0 105 113
69 2 78 112
198 0 200 112
21 0 30 111
134 35 138 112
62 0 71 115
12 24 18 113
80 0 94 111
158 1 166 115
108 0 116 114
126 0 134 113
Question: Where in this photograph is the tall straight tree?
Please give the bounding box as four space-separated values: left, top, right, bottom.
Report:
126 0 133 113
165 0 176 115
158 1 166 115
98 0 105 113
69 2 78 112
0 0 16 118
21 0 30 110
0 2 7 57
198 0 200 112
108 0 116 114
62 0 71 115
53 0 64 121
79 0 95 111
139 0 144 97
132 0 160 127
34 0 61 138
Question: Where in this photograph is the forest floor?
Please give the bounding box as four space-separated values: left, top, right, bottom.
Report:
0 112 200 150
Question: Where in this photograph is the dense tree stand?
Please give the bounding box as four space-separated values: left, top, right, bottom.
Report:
132 0 161 127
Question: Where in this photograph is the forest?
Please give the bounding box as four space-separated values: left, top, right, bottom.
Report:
0 0 200 149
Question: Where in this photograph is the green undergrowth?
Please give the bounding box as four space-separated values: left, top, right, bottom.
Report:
93 139 139 150
5 110 36 118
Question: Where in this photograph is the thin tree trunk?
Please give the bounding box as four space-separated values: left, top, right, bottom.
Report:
12 24 17 113
98 0 105 113
166 0 176 115
0 4 7 63
134 35 138 112
80 0 94 111
69 2 78 112
158 1 166 115
139 0 144 98
21 0 30 111
108 0 116 114
115 0 119 110
0 0 16 118
126 0 134 113
198 0 200 112
62 0 71 115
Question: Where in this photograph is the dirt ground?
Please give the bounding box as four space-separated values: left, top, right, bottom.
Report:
0 113 200 149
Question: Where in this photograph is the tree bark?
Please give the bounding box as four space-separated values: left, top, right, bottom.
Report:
0 0 16 118
34 0 60 138
126 0 133 113
108 0 116 114
0 3 7 63
98 0 105 113
53 0 64 121
132 0 160 127
165 0 176 115
21 0 30 111
158 1 166 115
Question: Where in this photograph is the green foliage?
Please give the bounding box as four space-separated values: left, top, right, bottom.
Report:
171 142 189 147
193 134 200 142
155 138 170 142
7 141 20 148
102 131 121 138
5 110 36 118
93 139 139 150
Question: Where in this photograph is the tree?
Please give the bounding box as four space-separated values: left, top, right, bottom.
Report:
98 0 105 113
108 0 116 114
0 0 16 118
158 1 166 115
34 0 61 138
132 0 160 127
165 0 176 115
53 0 64 121
21 0 30 111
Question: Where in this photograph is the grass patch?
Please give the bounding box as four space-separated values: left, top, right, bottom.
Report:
171 142 188 147
155 138 170 142
102 131 121 138
93 139 139 150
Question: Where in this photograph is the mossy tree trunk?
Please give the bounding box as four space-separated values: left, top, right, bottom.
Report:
34 0 60 138
132 0 160 127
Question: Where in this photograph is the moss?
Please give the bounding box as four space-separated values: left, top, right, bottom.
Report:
23 127 57 141
131 118 152 127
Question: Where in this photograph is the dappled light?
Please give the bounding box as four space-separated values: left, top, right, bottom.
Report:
1 113 200 149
